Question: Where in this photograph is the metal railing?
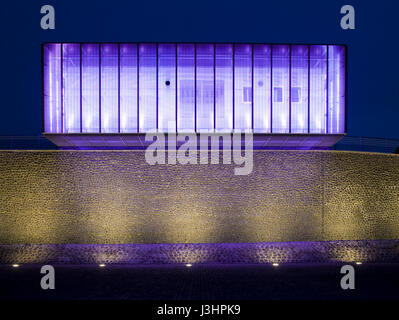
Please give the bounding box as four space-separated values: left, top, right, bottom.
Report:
334 136 399 154
0 136 57 149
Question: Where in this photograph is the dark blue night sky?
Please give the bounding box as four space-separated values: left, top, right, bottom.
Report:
0 0 398 139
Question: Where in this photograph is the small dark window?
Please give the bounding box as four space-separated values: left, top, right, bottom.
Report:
273 87 283 102
243 87 252 103
291 87 301 102
165 80 171 86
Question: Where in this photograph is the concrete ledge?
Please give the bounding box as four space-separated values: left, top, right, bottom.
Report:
43 133 344 149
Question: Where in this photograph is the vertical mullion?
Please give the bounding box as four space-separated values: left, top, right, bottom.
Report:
99 44 102 133
42 44 45 133
156 43 159 132
79 44 82 133
345 46 347 134
60 43 64 133
137 44 140 133
194 44 197 132
43 45 46 132
326 45 329 134
308 45 310 133
270 45 273 133
118 43 121 133
288 44 291 133
232 44 235 132
251 44 254 132
213 44 216 131
175 43 178 133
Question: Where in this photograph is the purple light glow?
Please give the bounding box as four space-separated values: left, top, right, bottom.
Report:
43 43 346 134
234 44 252 131
82 44 99 133
196 44 214 132
272 45 290 133
2 240 397 264
291 45 309 133
309 45 327 133
177 44 195 132
139 44 157 132
253 44 271 133
43 44 61 133
120 44 138 133
215 44 233 132
101 44 119 133
158 44 176 132
328 45 346 134
63 43 80 133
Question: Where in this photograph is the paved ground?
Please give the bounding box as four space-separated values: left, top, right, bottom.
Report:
0 263 398 300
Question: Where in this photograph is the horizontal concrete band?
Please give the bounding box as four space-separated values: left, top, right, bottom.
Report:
1 241 398 264
44 133 344 149
0 151 398 245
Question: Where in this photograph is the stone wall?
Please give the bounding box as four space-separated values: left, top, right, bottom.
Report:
0 150 398 245
1 241 399 264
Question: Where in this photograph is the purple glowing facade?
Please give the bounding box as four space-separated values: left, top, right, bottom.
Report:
43 43 345 137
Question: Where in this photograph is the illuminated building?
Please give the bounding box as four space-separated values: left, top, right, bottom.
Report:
43 43 346 148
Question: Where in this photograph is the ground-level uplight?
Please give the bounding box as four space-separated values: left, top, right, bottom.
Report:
355 262 362 265
99 263 106 267
272 263 279 267
185 264 192 267
12 264 20 268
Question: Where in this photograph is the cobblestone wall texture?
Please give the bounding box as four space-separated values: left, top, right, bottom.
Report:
0 150 398 247
1 241 398 264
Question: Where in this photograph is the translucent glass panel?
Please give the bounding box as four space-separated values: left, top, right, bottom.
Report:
43 43 61 133
234 44 252 131
291 45 309 133
177 44 195 132
62 44 81 133
158 44 176 132
196 44 214 132
120 44 137 132
101 44 118 133
81 44 99 133
309 45 327 133
328 45 345 134
272 45 290 133
253 45 271 133
139 44 157 132
215 44 233 132
44 43 346 135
